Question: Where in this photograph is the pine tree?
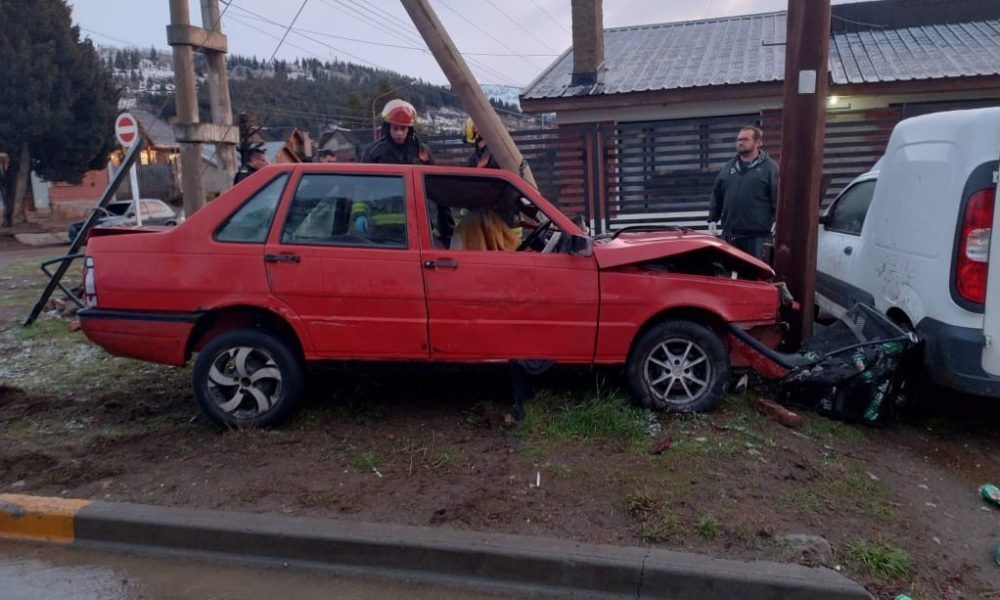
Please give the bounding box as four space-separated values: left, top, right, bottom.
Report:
0 0 119 226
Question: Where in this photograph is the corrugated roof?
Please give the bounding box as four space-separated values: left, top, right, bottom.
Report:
521 12 1000 100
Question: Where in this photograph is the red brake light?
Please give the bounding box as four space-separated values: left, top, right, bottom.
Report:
956 188 996 305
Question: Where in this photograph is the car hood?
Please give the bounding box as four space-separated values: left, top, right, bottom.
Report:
592 231 774 276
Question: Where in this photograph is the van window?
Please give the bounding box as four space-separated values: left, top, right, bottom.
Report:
827 180 876 236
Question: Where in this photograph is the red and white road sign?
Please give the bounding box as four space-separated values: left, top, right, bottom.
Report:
115 113 139 147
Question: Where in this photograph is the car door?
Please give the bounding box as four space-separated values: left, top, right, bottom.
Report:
415 172 598 362
816 178 877 311
979 153 1000 376
264 169 428 359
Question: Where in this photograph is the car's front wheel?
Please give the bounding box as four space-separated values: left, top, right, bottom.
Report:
626 320 730 413
193 329 304 428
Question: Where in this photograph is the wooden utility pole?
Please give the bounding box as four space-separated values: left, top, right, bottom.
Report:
200 0 238 182
167 0 238 216
399 0 537 189
773 0 831 346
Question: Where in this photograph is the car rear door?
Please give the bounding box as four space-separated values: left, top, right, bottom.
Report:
979 155 1000 376
264 169 429 360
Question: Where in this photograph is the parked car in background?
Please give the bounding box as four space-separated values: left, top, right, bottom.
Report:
816 107 1000 398
68 199 178 242
76 163 785 428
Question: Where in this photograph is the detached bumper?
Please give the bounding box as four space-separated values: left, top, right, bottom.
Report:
916 317 1000 398
79 308 201 366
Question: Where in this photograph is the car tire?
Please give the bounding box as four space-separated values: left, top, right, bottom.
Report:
193 329 304 429
626 320 731 413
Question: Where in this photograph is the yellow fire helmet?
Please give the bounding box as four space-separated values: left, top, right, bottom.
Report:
464 117 479 144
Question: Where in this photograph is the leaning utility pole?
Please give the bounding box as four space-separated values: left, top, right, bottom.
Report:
399 0 537 189
167 0 238 216
772 0 831 346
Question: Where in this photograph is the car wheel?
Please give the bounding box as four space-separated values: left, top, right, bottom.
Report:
626 320 731 413
193 329 304 428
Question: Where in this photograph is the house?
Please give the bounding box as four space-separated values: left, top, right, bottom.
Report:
317 126 365 162
518 0 1000 232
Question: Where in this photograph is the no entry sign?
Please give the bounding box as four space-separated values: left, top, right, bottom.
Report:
115 113 139 148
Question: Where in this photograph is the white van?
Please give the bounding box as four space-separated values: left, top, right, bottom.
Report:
816 107 1000 397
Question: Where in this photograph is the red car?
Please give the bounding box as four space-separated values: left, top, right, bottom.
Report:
79 164 783 428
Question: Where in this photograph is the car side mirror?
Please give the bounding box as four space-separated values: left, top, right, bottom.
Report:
569 234 593 257
818 213 831 227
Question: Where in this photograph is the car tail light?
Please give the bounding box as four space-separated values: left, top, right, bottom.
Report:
955 188 996 305
83 256 98 307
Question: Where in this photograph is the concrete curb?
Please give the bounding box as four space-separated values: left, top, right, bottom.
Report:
0 494 871 599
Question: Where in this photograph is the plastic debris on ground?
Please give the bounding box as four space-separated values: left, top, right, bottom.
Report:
649 436 672 455
779 304 913 425
981 483 1000 508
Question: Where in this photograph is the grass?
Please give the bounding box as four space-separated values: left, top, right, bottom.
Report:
622 486 680 543
352 451 380 471
695 514 721 540
803 416 866 443
430 446 460 470
521 385 651 444
843 539 912 579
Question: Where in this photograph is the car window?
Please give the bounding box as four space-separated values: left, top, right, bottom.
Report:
281 174 407 249
423 174 556 252
215 174 289 243
107 203 131 216
826 180 876 236
139 201 173 218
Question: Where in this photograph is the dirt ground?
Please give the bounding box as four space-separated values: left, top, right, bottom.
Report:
1 244 998 599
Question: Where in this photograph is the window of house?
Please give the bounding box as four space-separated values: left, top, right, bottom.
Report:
423 174 559 252
280 174 407 249
826 180 876 236
215 174 289 243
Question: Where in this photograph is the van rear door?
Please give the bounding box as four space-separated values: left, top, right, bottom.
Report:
980 157 1000 376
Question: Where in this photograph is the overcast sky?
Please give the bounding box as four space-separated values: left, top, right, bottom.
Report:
70 0 865 88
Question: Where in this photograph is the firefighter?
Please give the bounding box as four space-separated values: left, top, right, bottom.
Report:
234 148 268 185
361 99 434 165
464 117 498 169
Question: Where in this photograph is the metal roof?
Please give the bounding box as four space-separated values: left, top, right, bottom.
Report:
521 12 1000 100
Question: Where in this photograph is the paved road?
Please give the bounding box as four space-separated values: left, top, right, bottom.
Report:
0 541 524 600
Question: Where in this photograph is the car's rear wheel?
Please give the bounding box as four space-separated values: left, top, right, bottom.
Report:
193 329 304 428
626 320 730 413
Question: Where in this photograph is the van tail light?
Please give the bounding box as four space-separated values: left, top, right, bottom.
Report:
955 188 996 305
83 256 98 307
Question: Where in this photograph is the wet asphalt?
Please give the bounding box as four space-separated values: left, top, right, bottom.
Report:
0 541 524 600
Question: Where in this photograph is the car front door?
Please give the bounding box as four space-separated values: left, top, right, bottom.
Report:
264 170 428 359
415 173 598 362
817 179 877 311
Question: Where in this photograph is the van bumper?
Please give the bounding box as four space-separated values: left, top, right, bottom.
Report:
916 317 1000 398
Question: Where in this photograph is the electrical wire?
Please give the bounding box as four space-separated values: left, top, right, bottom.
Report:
432 0 545 70
526 0 571 36
482 0 559 54
267 0 310 63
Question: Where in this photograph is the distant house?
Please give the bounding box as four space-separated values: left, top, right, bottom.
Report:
518 0 1000 231
253 127 312 163
317 126 364 161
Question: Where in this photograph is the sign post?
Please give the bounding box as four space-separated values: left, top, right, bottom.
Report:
115 113 143 226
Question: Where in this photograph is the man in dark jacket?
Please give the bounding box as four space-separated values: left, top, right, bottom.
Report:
464 117 498 169
707 125 778 261
361 99 433 165
234 148 268 185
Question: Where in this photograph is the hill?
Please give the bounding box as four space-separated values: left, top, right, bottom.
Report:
98 46 540 135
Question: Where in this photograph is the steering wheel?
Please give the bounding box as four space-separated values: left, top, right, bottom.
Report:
517 219 552 252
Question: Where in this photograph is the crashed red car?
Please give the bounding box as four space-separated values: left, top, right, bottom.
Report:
78 163 783 428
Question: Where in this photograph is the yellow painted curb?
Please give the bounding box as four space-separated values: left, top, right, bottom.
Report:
0 494 91 543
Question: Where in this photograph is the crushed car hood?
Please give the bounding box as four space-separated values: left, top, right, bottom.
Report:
592 231 774 276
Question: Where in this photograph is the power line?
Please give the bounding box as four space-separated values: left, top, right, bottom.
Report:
527 0 571 36
267 0 311 64
433 0 545 70
284 24 558 56
482 0 559 54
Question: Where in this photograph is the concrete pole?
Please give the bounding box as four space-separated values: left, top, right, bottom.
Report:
772 0 832 346
399 0 537 189
200 0 237 183
169 0 206 216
